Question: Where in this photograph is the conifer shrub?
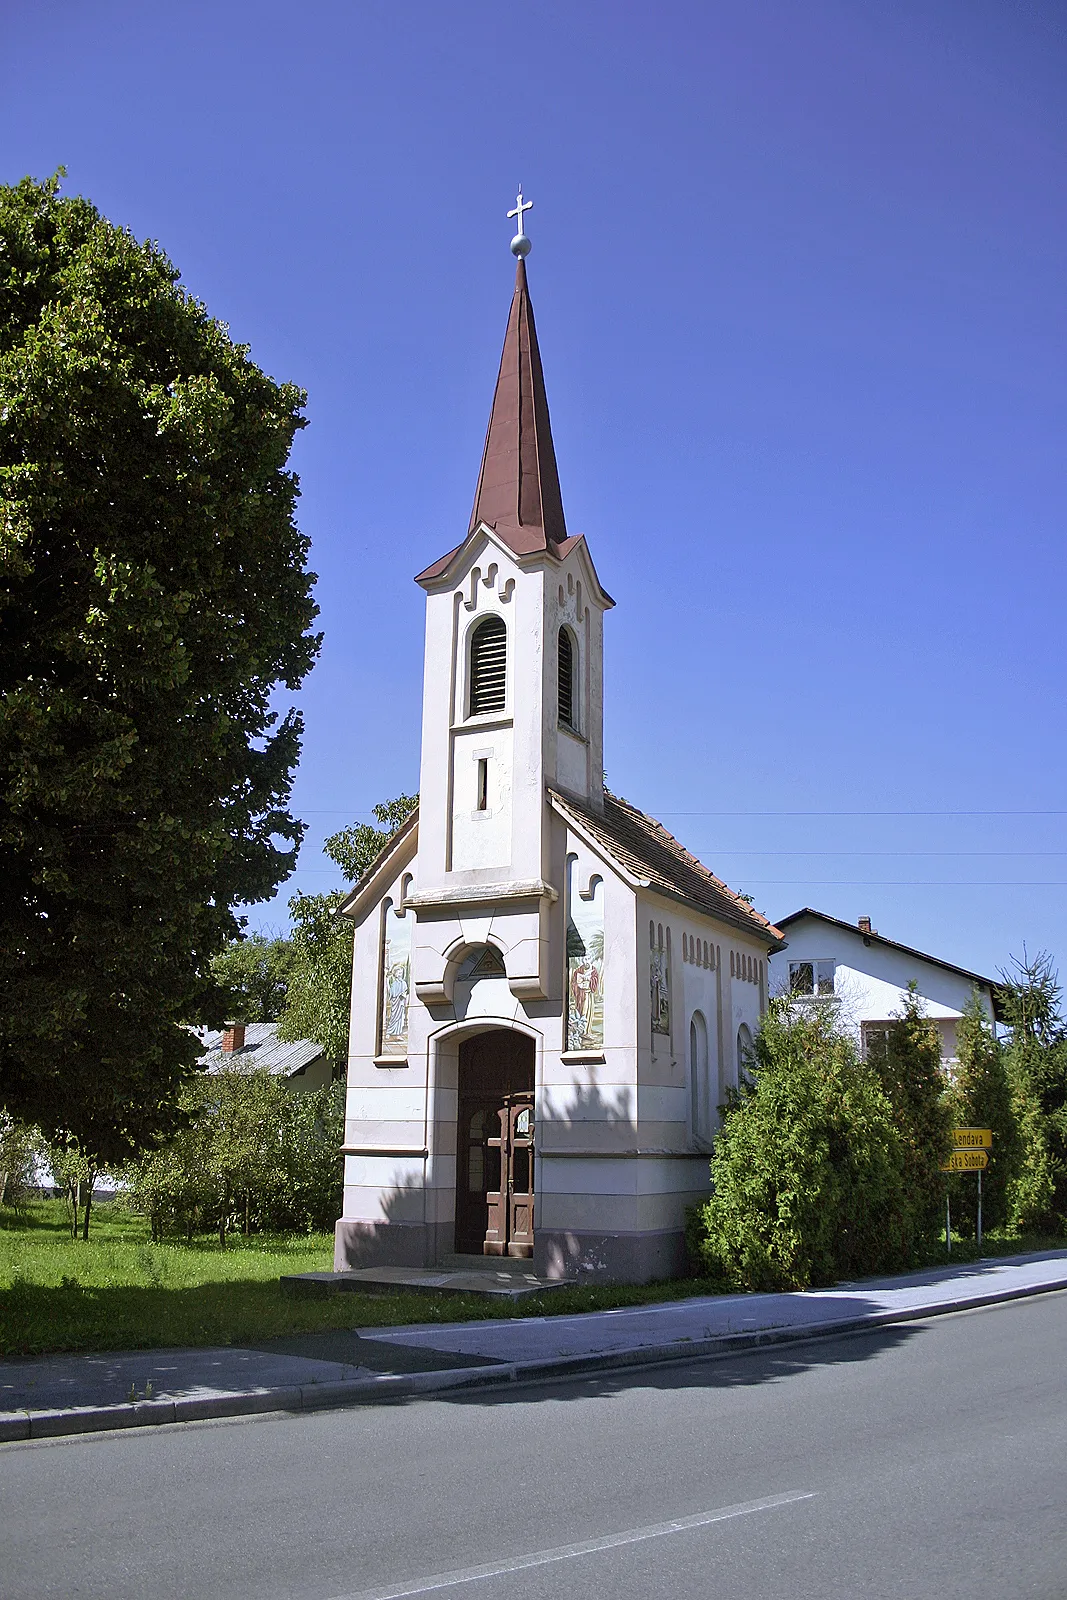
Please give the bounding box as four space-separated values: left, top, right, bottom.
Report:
946 988 1021 1235
999 952 1067 1233
689 1002 910 1290
869 985 954 1248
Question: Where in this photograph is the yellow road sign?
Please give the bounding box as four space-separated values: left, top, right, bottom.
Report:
952 1128 992 1148
942 1149 989 1172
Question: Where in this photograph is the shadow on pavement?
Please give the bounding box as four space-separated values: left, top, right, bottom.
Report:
432 1318 924 1407
249 1330 503 1374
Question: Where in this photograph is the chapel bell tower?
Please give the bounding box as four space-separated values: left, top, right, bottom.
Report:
412 196 614 912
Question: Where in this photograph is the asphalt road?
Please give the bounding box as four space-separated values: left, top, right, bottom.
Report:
2 1292 1066 1600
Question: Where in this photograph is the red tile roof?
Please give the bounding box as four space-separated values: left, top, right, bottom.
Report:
551 787 786 948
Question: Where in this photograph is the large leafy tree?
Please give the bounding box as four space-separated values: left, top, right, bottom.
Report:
0 173 319 1163
210 933 297 1024
278 794 417 1063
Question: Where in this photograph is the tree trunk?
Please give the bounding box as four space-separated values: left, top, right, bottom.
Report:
81 1173 96 1241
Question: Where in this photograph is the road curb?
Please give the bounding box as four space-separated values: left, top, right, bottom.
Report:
3 1272 1066 1444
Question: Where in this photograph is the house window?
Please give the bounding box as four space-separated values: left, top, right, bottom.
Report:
736 1023 755 1083
558 627 576 730
862 1022 893 1064
469 615 506 716
789 959 835 997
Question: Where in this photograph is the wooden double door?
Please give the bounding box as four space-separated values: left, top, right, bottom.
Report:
455 1031 535 1258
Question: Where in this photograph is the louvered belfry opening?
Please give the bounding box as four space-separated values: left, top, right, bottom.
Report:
470 615 507 715
557 626 575 729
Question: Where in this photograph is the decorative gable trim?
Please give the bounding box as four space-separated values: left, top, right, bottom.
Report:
548 791 647 890
415 523 614 610
337 812 419 922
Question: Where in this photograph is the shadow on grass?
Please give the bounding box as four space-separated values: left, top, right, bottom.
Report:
0 1277 556 1359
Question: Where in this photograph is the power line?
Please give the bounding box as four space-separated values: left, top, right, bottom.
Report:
654 810 1067 819
280 868 1067 887
294 806 1067 819
677 850 1067 858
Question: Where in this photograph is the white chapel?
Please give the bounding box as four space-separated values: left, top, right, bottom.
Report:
336 217 784 1283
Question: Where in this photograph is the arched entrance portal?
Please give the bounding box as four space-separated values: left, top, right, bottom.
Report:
455 1030 535 1258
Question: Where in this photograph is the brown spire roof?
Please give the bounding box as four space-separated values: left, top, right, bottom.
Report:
467 256 568 556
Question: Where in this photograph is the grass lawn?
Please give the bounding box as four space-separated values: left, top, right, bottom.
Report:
0 1200 721 1358
1 1199 1061 1359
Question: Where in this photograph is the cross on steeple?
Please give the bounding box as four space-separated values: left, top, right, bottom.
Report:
508 186 533 257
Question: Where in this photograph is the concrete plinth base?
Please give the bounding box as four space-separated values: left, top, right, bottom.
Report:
334 1219 433 1271
334 1219 687 1285
534 1228 687 1284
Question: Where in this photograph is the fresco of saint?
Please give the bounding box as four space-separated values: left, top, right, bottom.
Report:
566 864 604 1052
380 904 411 1055
650 943 670 1036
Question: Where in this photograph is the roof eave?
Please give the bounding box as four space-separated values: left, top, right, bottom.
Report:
776 907 1004 1012
639 881 788 951
548 788 785 951
338 811 420 921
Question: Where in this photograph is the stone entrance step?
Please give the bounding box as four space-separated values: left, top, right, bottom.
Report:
281 1257 565 1302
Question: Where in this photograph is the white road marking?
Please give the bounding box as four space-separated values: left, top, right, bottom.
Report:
326 1490 815 1600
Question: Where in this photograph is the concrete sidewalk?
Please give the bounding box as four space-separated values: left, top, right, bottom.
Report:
3 1249 1066 1443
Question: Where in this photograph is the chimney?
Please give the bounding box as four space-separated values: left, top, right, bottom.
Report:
221 1024 246 1053
857 916 872 935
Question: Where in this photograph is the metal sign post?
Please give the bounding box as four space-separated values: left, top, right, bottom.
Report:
941 1130 992 1257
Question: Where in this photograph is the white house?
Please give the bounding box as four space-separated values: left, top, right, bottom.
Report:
334 245 784 1284
769 908 1005 1069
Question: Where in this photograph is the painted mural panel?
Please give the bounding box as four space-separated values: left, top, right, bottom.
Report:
651 939 671 1036
379 902 412 1056
566 863 604 1052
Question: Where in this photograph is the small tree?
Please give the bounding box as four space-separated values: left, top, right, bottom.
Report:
689 1002 910 1290
124 1118 214 1242
275 1081 345 1233
0 1114 44 1213
870 984 954 1248
124 1067 343 1241
45 1138 103 1240
946 988 1020 1234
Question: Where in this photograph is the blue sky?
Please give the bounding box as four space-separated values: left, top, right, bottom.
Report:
3 0 1064 981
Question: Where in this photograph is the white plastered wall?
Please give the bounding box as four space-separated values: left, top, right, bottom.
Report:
768 916 995 1065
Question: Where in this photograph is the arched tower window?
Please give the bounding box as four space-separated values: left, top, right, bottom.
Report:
558 626 576 730
469 615 507 715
